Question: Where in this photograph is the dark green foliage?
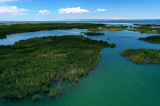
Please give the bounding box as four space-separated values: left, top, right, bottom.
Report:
83 32 105 36
49 85 62 98
121 49 160 64
32 94 42 101
128 25 160 34
0 23 105 39
55 85 62 94
88 26 127 31
0 35 115 99
42 86 50 92
49 89 56 97
139 35 160 44
110 44 116 48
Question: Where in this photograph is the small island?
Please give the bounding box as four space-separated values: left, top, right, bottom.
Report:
128 25 160 34
83 32 105 36
88 26 127 31
0 35 115 99
121 49 160 64
139 35 160 44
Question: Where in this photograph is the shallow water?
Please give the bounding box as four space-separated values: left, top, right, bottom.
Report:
0 29 160 106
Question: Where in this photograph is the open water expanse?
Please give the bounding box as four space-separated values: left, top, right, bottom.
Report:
1 20 160 24
0 28 160 106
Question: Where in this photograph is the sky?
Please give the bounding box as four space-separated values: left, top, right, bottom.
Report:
0 0 160 21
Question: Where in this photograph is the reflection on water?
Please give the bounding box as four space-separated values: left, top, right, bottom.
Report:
0 29 160 106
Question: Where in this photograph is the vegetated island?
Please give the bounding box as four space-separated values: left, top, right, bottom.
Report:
121 49 160 64
0 23 105 39
0 35 116 99
82 32 105 36
139 35 160 44
88 26 127 31
128 24 160 34
1 23 160 39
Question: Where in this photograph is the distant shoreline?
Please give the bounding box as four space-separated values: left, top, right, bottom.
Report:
97 23 133 25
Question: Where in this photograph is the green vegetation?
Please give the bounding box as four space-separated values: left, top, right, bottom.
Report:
87 24 160 34
0 35 115 99
128 25 160 34
82 32 105 36
133 24 160 27
121 49 160 64
0 23 105 39
49 85 62 97
88 26 127 31
1 23 160 39
42 86 50 92
139 35 160 44
49 89 56 97
32 94 42 101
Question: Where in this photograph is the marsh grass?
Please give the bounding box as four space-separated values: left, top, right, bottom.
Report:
128 26 160 34
139 35 160 44
121 49 160 64
49 85 62 97
88 26 127 31
0 35 115 99
0 23 105 39
42 86 50 93
32 94 42 101
83 32 105 36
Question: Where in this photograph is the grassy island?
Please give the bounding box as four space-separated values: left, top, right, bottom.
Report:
88 26 127 31
0 35 115 99
83 32 105 36
139 35 160 44
121 49 160 64
0 23 105 39
1 23 160 39
128 25 160 34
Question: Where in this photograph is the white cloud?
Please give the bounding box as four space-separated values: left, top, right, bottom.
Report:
94 9 108 12
0 6 29 15
39 10 50 14
58 7 90 14
112 17 125 20
0 0 19 3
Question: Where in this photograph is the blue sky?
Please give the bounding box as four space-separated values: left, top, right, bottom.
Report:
0 0 160 21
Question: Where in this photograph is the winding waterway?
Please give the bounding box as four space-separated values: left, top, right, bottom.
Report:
0 29 160 106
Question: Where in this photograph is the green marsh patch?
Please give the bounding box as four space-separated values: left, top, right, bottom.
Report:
0 35 115 99
0 23 105 39
139 35 160 44
121 49 160 64
88 26 127 31
82 32 105 36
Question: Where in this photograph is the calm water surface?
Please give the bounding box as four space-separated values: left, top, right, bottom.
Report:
0 29 160 106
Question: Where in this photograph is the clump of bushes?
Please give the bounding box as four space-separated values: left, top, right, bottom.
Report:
49 85 62 97
32 94 42 101
42 86 50 92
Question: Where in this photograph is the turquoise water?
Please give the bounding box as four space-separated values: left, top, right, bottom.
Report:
0 29 160 106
